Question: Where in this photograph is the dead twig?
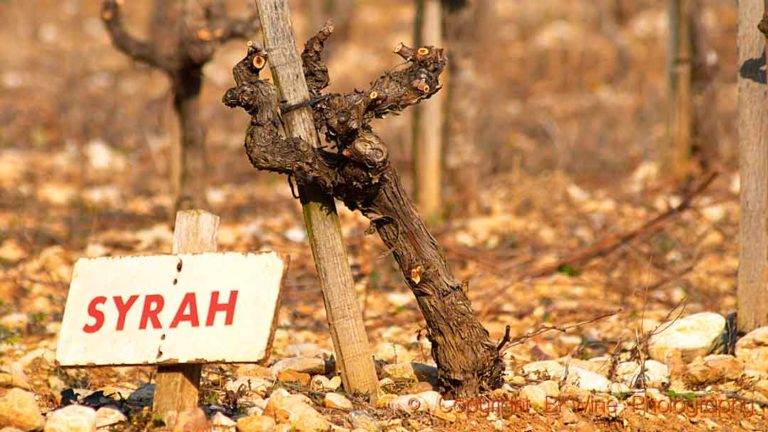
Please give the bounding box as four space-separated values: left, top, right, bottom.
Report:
498 309 621 354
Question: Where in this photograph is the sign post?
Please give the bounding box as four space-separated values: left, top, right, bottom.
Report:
155 210 218 422
56 210 287 425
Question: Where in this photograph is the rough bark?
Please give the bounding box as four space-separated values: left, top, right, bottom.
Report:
223 25 503 397
101 0 259 212
738 0 768 332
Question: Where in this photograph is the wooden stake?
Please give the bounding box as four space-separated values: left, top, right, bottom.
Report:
412 0 444 220
153 210 220 423
665 0 694 180
738 0 768 332
254 0 379 401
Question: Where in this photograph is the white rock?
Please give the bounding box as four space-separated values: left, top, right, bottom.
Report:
0 388 45 431
264 390 330 432
0 362 31 390
45 405 97 432
736 327 768 374
374 343 411 363
520 384 547 410
235 414 276 432
610 382 631 395
85 139 125 172
521 361 565 381
385 292 412 308
686 354 743 384
269 357 326 375
702 204 727 223
285 344 331 359
388 391 453 419
328 376 342 390
19 348 56 367
648 312 725 363
617 360 669 388
0 313 28 330
382 362 416 380
226 376 273 397
0 240 26 263
324 393 353 410
310 375 331 391
283 228 307 243
210 412 236 431
348 411 379 432
94 407 126 428
568 367 610 392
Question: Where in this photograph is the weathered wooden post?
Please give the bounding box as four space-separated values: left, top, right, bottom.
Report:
253 0 379 400
738 0 768 332
153 210 219 422
412 0 444 219
665 0 694 180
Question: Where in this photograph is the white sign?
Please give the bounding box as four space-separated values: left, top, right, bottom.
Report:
56 252 287 366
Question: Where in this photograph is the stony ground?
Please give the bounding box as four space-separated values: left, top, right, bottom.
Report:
2 141 768 431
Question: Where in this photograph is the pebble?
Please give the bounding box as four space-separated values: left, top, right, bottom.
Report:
373 343 411 363
569 367 611 392
382 362 416 381
0 388 45 431
387 391 455 422
44 405 96 432
277 369 311 386
348 410 380 431
310 375 331 391
685 354 744 385
736 326 768 374
0 362 31 390
210 412 236 432
269 357 327 375
324 392 353 410
328 376 342 390
0 313 28 331
648 312 725 363
172 408 208 432
617 360 669 388
236 414 276 432
264 389 330 432
520 380 559 410
94 406 127 428
236 364 276 380
127 383 155 406
226 376 273 397
284 344 332 360
521 360 565 380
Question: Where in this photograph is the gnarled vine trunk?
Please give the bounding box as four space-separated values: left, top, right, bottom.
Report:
223 25 503 397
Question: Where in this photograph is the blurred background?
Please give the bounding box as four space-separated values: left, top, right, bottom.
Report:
0 0 744 380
